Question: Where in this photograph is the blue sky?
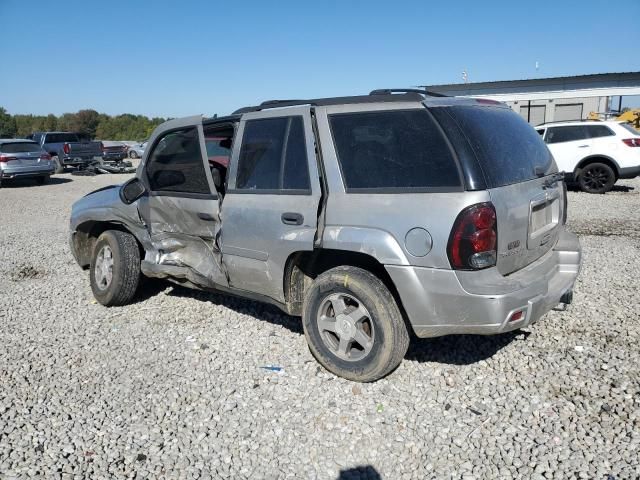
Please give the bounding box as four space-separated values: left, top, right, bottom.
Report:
1 0 638 118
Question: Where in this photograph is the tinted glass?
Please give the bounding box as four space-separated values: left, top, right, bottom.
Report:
282 117 310 190
1 142 42 153
45 133 79 143
329 110 460 191
444 105 556 187
585 125 614 138
146 128 210 194
545 126 588 144
236 116 310 191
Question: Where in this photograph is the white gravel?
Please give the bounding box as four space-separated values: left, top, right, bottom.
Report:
1 174 639 479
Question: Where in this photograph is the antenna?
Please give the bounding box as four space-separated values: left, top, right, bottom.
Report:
462 69 468 83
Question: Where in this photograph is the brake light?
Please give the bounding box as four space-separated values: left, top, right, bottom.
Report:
622 138 640 147
447 202 497 270
40 152 51 160
63 143 70 154
0 154 17 163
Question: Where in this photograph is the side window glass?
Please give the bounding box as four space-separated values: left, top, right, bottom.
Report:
586 125 614 139
282 117 310 190
146 127 210 194
236 116 310 192
545 126 587 144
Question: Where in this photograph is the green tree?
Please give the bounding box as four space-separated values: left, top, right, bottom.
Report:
0 107 17 137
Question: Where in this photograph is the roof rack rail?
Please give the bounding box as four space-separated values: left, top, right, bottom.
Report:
539 119 602 125
232 92 426 114
369 88 448 98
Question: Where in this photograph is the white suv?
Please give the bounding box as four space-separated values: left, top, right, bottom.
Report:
536 121 640 193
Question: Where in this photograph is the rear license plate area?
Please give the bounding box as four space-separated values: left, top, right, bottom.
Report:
528 197 559 248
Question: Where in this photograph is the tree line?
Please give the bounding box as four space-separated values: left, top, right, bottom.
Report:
0 107 166 141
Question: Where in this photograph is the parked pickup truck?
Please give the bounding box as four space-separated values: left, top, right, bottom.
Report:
70 90 582 382
28 131 102 173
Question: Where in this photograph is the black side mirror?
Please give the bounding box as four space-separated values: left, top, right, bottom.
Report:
120 177 146 204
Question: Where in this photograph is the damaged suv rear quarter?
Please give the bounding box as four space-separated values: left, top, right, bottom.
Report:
70 91 581 382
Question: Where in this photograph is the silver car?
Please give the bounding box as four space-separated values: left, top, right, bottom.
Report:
0 139 54 186
69 90 581 382
127 141 147 159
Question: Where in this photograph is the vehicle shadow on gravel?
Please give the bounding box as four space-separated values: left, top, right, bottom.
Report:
0 177 73 187
405 330 528 365
567 183 635 193
158 283 305 334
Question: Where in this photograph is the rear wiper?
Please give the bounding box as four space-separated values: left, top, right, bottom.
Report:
542 172 565 188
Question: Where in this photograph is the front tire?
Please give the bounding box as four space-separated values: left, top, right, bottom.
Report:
578 162 615 194
129 150 138 159
36 175 49 185
90 230 141 306
302 266 409 382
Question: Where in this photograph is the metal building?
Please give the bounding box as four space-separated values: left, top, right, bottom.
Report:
422 72 640 125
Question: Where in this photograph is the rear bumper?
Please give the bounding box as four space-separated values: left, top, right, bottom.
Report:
618 164 640 179
1 164 54 179
386 228 581 338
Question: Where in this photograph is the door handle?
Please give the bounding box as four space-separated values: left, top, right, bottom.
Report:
281 212 303 225
198 212 216 221
577 145 589 148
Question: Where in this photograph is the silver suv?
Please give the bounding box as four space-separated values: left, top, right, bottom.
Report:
70 90 582 382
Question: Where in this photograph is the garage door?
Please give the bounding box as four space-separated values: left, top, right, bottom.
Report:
554 104 583 122
519 105 546 126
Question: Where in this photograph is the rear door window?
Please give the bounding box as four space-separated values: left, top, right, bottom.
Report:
236 116 311 192
545 126 588 144
329 109 461 192
1 142 42 153
440 105 555 188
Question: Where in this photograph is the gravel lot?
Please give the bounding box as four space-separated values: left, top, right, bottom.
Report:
1 173 639 479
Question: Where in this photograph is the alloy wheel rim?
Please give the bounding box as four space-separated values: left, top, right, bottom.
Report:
584 167 610 190
316 293 375 362
94 245 114 290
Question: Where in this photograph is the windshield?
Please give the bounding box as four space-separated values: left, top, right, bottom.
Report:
443 105 556 187
1 142 42 153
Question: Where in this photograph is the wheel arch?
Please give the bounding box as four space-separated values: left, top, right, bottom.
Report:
574 155 620 180
283 249 408 321
72 220 144 268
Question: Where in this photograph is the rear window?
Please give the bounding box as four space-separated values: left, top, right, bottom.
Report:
45 133 79 143
443 106 556 188
329 110 461 192
1 142 42 153
585 125 614 138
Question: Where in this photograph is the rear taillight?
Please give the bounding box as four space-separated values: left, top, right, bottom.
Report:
622 138 640 147
100 142 105 152
447 202 497 270
40 153 51 160
63 143 70 154
0 154 17 163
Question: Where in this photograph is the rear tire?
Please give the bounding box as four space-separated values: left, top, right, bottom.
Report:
577 162 615 194
302 266 409 382
52 156 64 174
90 230 141 306
129 150 138 159
36 176 49 185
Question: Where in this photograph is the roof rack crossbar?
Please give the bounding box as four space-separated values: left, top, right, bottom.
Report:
369 88 448 98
